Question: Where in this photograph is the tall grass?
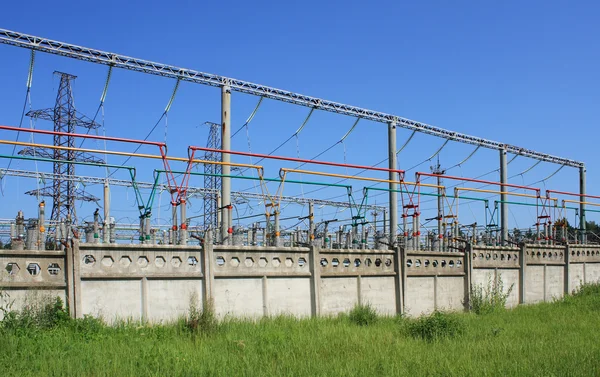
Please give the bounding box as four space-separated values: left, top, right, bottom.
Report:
0 285 599 376
470 274 514 314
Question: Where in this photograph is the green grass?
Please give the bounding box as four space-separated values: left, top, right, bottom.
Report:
1 287 600 376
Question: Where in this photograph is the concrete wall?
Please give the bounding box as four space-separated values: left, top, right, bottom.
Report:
403 251 467 316
2 242 600 322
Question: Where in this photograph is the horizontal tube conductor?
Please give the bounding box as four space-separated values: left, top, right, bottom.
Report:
281 168 440 188
455 187 540 200
155 170 353 189
562 199 600 207
0 124 165 147
366 186 488 202
0 153 135 172
547 189 600 201
0 139 261 170
454 187 540 199
417 172 540 193
191 146 405 175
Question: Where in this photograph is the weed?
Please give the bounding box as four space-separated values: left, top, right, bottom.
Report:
183 296 217 336
348 303 378 326
1 295 69 331
407 311 463 341
0 289 14 319
572 282 600 297
470 274 514 314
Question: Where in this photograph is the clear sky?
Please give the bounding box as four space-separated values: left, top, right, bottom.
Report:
0 0 598 235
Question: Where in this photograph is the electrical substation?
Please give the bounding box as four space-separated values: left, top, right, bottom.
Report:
1 28 599 321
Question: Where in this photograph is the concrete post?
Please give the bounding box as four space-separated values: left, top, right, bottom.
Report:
394 245 404 315
580 165 586 244
202 230 215 307
180 199 188 246
71 236 82 318
309 245 321 317
400 246 408 313
221 85 232 245
65 234 75 317
519 243 527 304
564 244 571 296
262 276 269 316
500 147 508 245
141 277 148 322
464 243 472 311
103 180 110 244
388 121 398 248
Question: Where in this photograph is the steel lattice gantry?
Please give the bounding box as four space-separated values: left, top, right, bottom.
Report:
203 122 222 231
0 28 584 167
19 72 101 234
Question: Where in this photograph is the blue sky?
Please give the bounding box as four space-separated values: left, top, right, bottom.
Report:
0 1 598 235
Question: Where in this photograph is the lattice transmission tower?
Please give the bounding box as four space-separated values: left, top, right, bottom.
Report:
203 122 221 231
19 71 102 233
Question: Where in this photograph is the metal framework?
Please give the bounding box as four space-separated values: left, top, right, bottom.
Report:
0 168 383 211
0 28 583 168
20 72 101 230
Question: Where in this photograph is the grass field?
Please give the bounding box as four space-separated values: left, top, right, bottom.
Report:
1 285 599 376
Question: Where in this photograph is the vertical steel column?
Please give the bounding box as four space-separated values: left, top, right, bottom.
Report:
170 205 177 245
93 210 99 244
274 210 280 247
38 201 45 250
437 176 443 251
388 122 398 248
180 199 187 245
500 147 508 244
221 85 232 245
103 180 110 243
308 201 315 246
579 165 586 244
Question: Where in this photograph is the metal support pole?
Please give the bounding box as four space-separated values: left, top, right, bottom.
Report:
221 85 232 245
383 210 387 239
144 216 151 243
38 201 45 250
93 210 100 244
251 223 258 246
180 199 188 246
500 147 508 244
437 176 443 251
171 204 178 245
388 121 398 248
415 214 420 250
103 180 110 244
309 201 315 246
274 209 280 247
580 165 586 244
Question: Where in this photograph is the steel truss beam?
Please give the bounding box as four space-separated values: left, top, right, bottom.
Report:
0 28 583 168
0 168 384 211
